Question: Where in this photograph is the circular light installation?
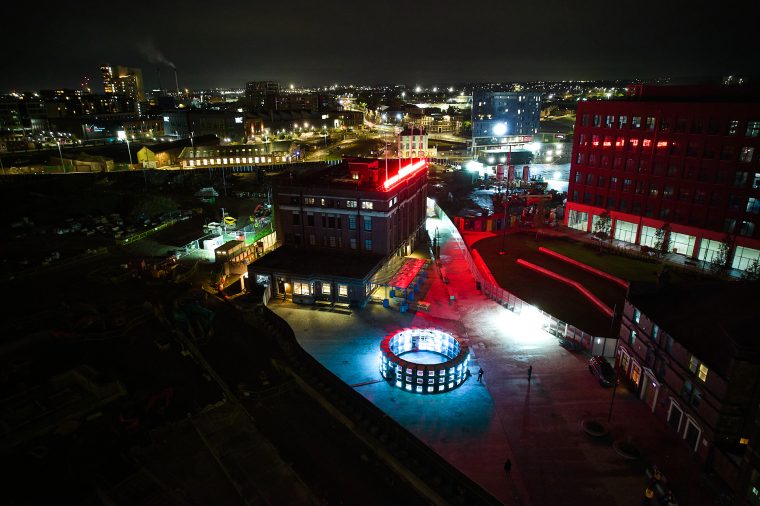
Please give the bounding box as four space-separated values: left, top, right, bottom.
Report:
380 328 470 394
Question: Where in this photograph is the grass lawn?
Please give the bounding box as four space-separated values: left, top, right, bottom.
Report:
473 233 661 336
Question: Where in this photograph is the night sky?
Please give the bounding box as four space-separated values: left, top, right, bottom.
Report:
3 0 758 92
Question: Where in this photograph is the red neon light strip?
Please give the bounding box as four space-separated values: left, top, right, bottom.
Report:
516 259 614 317
383 159 427 190
538 247 629 288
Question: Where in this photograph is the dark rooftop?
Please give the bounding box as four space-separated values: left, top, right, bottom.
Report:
250 246 384 280
275 158 420 192
629 280 760 376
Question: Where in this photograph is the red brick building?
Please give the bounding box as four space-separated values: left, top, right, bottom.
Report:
249 158 428 306
566 85 760 271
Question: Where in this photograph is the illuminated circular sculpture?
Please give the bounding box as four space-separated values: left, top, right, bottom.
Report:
380 328 470 394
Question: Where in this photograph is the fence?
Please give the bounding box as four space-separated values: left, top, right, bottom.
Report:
434 202 594 350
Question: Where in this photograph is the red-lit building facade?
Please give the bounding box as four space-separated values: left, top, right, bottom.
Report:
566 86 760 271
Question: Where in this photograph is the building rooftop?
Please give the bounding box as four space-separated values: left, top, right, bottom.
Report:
628 279 760 376
250 246 384 280
275 158 427 193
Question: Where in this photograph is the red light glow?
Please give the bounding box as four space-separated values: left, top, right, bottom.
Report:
657 141 669 147
383 159 427 190
642 139 652 148
630 139 639 147
615 138 625 148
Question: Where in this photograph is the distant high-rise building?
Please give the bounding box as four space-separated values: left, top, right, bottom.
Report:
101 64 145 104
100 64 115 94
245 81 280 111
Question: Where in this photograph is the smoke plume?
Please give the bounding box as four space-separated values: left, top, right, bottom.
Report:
137 40 175 69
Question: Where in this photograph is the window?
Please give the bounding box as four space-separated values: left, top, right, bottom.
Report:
586 173 594 185
364 239 372 250
322 282 331 295
329 236 336 247
593 114 601 127
746 120 760 137
663 185 674 198
632 116 641 128
605 115 614 128
308 234 315 245
307 214 314 226
574 171 582 183
629 329 637 347
609 176 618 189
618 115 628 128
363 217 372 231
728 120 739 135
293 281 311 295
721 145 737 160
734 171 749 187
292 213 300 225
689 356 709 382
361 201 374 210
581 114 589 126
665 335 674 353
748 198 760 215
646 117 656 131
633 308 641 324
348 215 356 230
740 147 755 163
338 284 348 297
652 324 659 340
350 238 357 249
346 200 357 208
740 220 756 237
304 197 316 205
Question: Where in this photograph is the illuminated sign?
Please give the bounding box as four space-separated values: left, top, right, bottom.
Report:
383 160 427 190
234 117 243 124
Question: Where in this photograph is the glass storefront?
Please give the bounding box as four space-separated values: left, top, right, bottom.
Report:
614 220 637 244
670 232 696 256
698 239 725 264
568 209 589 231
640 225 657 248
733 246 760 271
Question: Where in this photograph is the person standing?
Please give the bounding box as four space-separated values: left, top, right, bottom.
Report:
477 368 484 382
528 365 533 381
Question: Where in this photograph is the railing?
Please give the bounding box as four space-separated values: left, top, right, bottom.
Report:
435 202 595 350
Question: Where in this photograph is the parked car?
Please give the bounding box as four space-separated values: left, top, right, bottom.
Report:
588 356 616 387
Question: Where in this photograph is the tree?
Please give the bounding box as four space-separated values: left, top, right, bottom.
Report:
593 211 612 240
742 258 760 281
653 222 671 258
713 233 735 272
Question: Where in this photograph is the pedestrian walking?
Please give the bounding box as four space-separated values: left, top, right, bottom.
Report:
477 368 484 382
504 459 512 473
528 365 533 381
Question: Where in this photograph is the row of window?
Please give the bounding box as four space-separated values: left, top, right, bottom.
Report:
293 281 349 297
290 233 373 251
295 196 380 210
292 212 373 231
187 156 281 166
571 193 758 236
574 171 760 191
576 137 756 163
581 114 760 138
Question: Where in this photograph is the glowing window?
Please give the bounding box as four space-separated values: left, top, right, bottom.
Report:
293 281 311 295
321 282 331 295
361 201 373 209
338 284 348 297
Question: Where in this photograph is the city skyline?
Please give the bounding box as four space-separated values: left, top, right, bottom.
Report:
2 0 758 92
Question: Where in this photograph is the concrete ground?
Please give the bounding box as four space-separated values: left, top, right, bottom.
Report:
270 215 720 506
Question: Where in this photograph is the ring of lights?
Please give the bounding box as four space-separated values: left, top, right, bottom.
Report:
380 328 470 394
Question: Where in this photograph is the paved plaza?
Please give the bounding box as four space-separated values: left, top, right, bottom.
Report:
270 216 718 506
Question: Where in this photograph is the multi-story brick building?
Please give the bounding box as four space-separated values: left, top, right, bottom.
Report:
565 85 760 272
249 158 428 306
617 280 760 499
